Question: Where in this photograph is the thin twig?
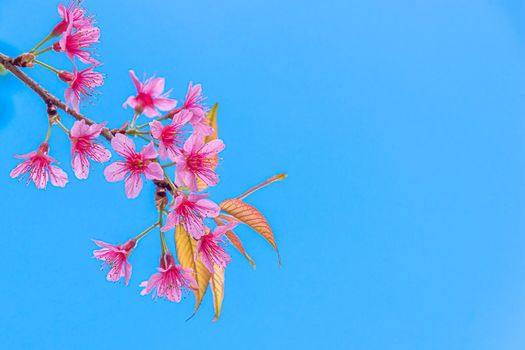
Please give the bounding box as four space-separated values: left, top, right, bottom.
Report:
0 52 113 141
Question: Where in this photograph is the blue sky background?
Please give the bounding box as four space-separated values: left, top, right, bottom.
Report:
1 0 524 349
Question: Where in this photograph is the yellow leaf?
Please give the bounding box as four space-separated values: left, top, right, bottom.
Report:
197 103 220 191
214 217 256 268
220 198 280 264
204 103 219 144
174 225 211 316
211 265 225 322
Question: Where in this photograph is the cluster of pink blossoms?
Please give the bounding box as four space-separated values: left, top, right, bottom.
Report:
6 1 282 318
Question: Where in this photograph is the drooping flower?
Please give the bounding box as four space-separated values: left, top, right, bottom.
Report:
149 110 192 161
122 70 177 118
53 24 100 64
140 253 197 302
10 142 68 189
93 238 136 285
103 133 163 198
70 120 111 179
196 222 237 273
182 82 212 136
52 1 95 36
161 193 220 239
174 134 224 191
59 65 104 112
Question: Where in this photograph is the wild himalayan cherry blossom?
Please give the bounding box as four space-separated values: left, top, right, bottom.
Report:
104 133 163 199
93 238 136 285
122 70 177 118
53 24 100 64
196 222 237 273
59 65 104 112
140 253 197 302
174 134 225 191
10 142 68 189
51 1 95 36
162 193 220 239
182 82 212 136
70 120 111 179
149 110 192 161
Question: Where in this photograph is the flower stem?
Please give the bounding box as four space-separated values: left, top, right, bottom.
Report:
135 134 159 146
34 60 60 74
135 222 160 240
34 46 52 56
161 162 176 168
130 112 139 129
30 34 54 53
163 168 178 194
158 205 169 254
135 122 150 130
43 122 52 143
54 119 70 134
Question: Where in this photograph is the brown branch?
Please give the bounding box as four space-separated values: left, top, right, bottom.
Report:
0 52 113 140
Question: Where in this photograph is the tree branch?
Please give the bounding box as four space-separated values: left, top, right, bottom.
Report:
0 52 113 140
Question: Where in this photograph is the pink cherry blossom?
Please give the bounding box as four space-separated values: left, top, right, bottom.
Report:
70 120 111 179
52 1 95 36
162 193 220 239
59 65 104 112
122 70 177 118
10 142 68 189
104 133 163 198
140 253 197 302
93 238 136 285
196 222 237 273
182 82 212 136
149 110 192 161
53 24 100 64
174 134 224 191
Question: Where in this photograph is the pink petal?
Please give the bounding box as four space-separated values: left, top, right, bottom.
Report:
154 97 177 111
129 70 142 93
144 162 163 181
200 139 225 156
10 160 32 179
149 120 164 140
89 144 111 162
104 162 129 182
143 106 160 118
183 134 203 154
124 174 143 198
49 165 68 187
195 199 220 217
111 133 136 158
144 77 165 97
72 153 90 179
122 95 137 109
140 142 158 160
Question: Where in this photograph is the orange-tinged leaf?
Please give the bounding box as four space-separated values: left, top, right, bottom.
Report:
197 103 219 191
214 217 256 268
220 198 280 264
174 225 211 315
238 173 287 200
211 265 225 322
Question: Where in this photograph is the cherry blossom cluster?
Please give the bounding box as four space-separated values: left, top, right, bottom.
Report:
3 1 283 319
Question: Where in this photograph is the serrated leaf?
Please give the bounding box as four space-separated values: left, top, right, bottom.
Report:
220 198 280 264
214 217 256 268
211 265 225 322
175 224 211 316
197 103 219 191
